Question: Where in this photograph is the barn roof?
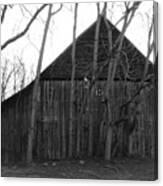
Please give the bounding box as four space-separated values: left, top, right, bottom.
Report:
2 17 154 105
41 16 153 81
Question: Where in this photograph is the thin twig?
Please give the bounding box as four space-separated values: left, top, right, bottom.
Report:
51 4 62 16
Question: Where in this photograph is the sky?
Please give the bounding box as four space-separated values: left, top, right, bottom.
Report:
1 1 154 97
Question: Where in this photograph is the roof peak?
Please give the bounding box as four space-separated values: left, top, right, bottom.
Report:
40 16 153 81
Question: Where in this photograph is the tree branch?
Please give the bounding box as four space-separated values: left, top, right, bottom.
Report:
1 4 47 50
1 5 7 24
51 4 62 16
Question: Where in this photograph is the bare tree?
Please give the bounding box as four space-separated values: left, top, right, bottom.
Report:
1 56 26 101
72 2 141 160
102 2 141 160
26 4 53 163
16 56 26 90
1 59 14 101
69 3 78 158
88 3 101 157
119 13 155 116
28 64 36 83
13 64 18 94
142 15 154 82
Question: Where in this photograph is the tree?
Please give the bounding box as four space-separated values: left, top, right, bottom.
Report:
1 57 26 101
26 3 63 163
1 59 14 101
101 2 157 160
142 14 154 82
88 3 101 157
102 2 141 160
72 2 141 160
26 4 53 163
17 57 26 90
119 12 155 117
69 3 78 158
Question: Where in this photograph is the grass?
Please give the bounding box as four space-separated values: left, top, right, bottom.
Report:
1 158 157 180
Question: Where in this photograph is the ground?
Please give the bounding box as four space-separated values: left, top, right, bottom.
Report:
1 158 156 180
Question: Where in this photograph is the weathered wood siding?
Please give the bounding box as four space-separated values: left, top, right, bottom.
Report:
1 86 33 164
1 80 156 164
35 80 155 160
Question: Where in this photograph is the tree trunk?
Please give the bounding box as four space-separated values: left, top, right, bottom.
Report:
103 2 141 160
69 3 78 158
27 4 52 163
104 82 113 160
88 3 101 157
61 82 66 159
105 125 113 160
76 85 81 157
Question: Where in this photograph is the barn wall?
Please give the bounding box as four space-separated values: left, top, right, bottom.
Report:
1 80 156 164
1 86 33 164
35 80 155 160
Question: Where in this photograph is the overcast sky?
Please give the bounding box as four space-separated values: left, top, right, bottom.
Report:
1 1 153 96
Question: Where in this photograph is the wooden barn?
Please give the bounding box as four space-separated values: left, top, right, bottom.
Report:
1 17 156 164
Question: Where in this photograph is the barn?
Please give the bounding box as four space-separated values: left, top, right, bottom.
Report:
1 17 156 164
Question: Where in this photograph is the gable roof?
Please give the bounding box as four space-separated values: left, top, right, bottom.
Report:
41 16 153 81
2 17 154 105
